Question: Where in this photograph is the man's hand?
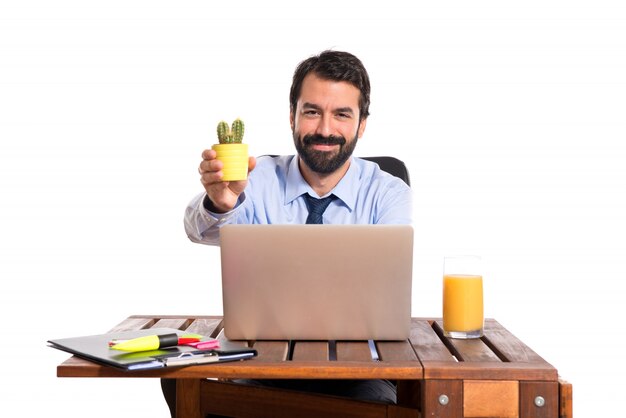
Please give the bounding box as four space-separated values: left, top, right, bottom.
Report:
198 149 257 213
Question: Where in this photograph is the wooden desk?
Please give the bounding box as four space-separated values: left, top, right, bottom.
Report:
57 315 572 418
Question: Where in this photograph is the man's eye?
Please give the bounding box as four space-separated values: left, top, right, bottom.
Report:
304 110 319 116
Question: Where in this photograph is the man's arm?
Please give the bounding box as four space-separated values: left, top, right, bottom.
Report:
185 149 256 245
184 192 243 245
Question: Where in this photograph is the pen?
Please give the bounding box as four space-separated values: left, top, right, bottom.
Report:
109 333 202 352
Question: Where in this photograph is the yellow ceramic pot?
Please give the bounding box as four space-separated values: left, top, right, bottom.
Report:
211 143 249 181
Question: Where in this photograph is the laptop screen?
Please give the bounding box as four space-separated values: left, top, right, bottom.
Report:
219 224 414 341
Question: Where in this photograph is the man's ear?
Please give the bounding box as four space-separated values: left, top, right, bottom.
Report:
357 117 367 138
289 112 295 131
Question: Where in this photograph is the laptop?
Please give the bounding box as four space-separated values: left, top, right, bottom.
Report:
219 224 414 341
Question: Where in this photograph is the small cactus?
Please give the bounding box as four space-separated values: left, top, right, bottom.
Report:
217 118 245 144
217 121 230 143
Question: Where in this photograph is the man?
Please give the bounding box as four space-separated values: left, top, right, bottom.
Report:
169 50 412 415
185 50 411 244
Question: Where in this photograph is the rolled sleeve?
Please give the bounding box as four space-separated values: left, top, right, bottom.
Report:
183 192 244 245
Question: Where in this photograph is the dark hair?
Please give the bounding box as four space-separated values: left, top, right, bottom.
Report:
289 50 371 121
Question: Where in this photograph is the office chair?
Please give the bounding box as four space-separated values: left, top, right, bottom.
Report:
361 156 410 186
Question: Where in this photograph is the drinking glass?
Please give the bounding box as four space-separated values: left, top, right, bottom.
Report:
443 255 484 339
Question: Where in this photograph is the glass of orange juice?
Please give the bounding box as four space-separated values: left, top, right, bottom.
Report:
443 255 483 339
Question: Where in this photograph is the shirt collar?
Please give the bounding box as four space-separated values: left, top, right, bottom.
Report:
285 155 358 211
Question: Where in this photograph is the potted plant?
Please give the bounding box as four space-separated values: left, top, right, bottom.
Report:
211 118 249 181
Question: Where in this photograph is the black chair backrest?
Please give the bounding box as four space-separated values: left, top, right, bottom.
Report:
361 156 410 186
262 155 410 187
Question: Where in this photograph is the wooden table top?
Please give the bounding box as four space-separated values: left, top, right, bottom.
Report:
57 315 557 382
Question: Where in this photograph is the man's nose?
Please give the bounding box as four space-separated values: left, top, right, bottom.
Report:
314 115 333 137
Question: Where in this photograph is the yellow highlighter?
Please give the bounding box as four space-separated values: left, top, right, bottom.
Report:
110 333 199 352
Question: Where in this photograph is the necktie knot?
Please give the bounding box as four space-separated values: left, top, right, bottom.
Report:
304 194 336 224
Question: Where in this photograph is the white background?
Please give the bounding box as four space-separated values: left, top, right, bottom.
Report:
1 1 624 416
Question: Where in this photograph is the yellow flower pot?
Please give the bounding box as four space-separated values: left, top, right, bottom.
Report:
212 143 249 181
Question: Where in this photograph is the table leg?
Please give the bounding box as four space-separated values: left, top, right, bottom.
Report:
176 379 202 418
520 381 559 418
559 378 573 418
396 380 420 410
421 379 462 418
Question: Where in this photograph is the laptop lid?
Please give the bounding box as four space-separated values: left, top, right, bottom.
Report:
219 224 413 341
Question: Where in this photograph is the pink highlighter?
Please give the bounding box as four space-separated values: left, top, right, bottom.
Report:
185 340 220 350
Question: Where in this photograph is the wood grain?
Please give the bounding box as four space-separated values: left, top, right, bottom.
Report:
464 380 519 417
520 381 559 418
336 341 374 362
559 378 573 418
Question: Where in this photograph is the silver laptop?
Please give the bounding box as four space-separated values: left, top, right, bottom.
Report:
219 224 413 341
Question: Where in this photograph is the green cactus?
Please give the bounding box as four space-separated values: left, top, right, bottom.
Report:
216 118 245 144
217 121 230 143
231 118 244 143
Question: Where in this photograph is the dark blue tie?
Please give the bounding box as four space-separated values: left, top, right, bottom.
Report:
304 194 336 224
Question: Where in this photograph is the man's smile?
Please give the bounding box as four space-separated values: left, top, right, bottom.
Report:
310 143 340 152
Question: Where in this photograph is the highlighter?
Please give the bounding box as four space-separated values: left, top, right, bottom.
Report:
110 333 199 352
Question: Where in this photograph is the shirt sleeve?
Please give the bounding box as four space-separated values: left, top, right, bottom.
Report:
375 180 413 225
183 192 245 245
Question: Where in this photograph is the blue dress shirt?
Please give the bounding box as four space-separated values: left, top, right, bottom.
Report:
184 155 412 245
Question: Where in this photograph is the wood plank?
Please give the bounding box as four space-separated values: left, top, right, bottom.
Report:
152 317 193 330
58 357 422 379
409 318 455 362
57 356 100 377
127 314 209 319
463 380 519 418
336 341 373 362
559 377 573 418
376 340 419 362
448 339 500 363
232 361 421 380
421 379 463 418
292 342 329 361
447 338 502 363
107 316 156 332
252 341 290 362
185 318 223 338
482 319 552 364
422 361 558 381
199 379 390 418
432 320 501 363
520 381 559 418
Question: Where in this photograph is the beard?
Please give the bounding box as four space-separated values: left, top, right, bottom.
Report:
293 132 358 174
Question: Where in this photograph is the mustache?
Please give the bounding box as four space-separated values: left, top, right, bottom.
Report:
302 134 346 146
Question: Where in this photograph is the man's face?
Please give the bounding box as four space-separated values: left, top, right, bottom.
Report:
291 73 367 174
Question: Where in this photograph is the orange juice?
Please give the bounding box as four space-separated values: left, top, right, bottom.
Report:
443 274 483 336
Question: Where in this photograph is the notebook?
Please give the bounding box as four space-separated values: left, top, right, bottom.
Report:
219 224 414 341
48 328 257 370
